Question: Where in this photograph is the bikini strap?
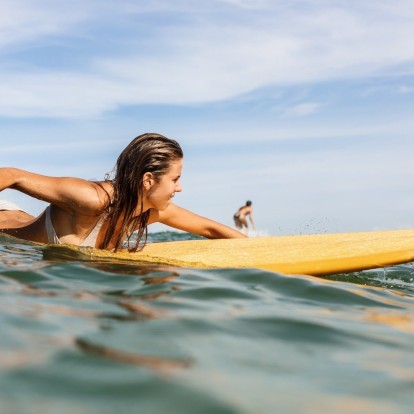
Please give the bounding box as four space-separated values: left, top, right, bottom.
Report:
45 205 61 244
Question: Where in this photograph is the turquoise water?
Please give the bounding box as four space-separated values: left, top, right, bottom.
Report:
0 233 413 414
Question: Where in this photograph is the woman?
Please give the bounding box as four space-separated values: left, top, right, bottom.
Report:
0 133 245 252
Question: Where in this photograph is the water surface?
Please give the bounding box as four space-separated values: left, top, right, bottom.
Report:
0 233 413 414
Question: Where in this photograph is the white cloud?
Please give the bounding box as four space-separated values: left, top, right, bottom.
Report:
0 0 93 48
284 102 321 117
0 1 413 117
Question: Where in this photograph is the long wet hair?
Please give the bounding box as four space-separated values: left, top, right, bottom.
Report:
99 133 183 252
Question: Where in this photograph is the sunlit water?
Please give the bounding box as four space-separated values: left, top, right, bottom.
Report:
0 232 413 414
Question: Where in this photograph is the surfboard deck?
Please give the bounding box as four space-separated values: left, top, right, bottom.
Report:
71 228 414 276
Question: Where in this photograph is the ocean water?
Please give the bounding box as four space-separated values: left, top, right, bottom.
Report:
0 232 413 414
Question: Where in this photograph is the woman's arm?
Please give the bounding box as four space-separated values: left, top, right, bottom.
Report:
149 204 246 239
0 167 109 214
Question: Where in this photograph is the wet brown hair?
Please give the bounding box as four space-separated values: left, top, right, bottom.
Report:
100 133 183 252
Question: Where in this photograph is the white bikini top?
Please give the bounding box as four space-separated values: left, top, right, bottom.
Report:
44 205 103 247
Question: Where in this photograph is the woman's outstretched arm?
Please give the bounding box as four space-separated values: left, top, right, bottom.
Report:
0 167 109 214
149 204 246 239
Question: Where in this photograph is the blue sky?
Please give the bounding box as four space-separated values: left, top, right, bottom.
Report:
1 0 414 235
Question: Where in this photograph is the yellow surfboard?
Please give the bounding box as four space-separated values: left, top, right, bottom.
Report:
73 228 414 276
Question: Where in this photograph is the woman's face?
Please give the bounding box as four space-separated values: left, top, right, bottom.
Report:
143 159 183 211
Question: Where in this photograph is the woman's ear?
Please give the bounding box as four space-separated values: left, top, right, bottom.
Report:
143 172 154 190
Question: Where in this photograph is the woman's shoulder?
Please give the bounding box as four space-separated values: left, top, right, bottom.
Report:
69 180 113 214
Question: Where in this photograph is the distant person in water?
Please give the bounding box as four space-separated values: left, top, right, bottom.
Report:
0 133 245 252
233 200 255 235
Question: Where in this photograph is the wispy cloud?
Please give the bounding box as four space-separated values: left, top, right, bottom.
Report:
284 102 321 117
0 0 413 118
0 0 93 48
